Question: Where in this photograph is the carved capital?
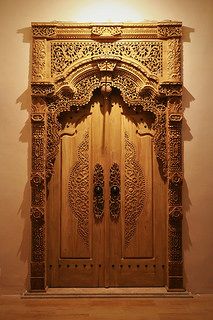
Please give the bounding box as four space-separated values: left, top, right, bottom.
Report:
159 83 182 96
31 83 55 96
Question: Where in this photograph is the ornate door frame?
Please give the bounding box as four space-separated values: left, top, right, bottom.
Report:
30 21 183 291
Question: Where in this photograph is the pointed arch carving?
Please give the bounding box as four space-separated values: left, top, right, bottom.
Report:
30 21 183 292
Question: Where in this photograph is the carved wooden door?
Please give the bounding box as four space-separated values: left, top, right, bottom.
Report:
48 91 166 287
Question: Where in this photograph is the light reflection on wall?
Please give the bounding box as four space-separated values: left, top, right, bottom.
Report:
72 0 142 22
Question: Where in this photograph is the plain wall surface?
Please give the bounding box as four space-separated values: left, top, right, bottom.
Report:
0 0 213 294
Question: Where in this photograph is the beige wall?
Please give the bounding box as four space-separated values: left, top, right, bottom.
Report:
0 0 213 294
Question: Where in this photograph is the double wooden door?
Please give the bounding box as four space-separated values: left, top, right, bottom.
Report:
48 91 166 287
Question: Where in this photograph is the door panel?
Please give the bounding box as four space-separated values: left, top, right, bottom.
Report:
47 91 166 287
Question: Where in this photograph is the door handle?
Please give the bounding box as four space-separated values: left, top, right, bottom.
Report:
110 163 121 219
93 164 104 220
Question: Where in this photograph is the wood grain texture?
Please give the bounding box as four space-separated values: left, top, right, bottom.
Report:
1 295 213 320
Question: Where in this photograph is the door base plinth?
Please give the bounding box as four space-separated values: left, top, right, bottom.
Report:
22 287 192 299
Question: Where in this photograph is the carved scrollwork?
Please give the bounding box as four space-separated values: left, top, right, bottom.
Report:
159 83 182 96
32 40 46 81
157 25 182 38
32 25 56 38
68 131 89 247
31 83 55 96
51 41 163 77
93 164 104 220
167 39 181 81
109 163 121 220
124 132 146 247
91 26 122 37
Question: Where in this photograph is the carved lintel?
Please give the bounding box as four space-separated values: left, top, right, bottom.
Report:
31 83 55 96
91 26 122 37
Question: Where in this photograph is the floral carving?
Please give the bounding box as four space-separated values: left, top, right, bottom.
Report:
157 25 182 38
124 132 146 247
51 41 163 77
32 26 56 38
91 26 122 37
167 39 181 81
31 83 55 96
32 40 46 81
68 131 89 247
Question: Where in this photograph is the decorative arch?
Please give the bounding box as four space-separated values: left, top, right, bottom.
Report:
30 22 183 292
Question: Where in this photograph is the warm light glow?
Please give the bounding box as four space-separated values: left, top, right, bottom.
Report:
72 0 143 23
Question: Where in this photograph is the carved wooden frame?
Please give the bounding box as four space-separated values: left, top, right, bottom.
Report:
30 21 183 291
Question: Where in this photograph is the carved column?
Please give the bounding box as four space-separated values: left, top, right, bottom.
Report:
167 93 183 290
30 98 47 290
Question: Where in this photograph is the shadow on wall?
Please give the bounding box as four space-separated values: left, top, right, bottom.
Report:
16 27 32 292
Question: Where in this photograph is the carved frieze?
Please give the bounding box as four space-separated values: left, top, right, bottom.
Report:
32 25 56 38
51 41 163 77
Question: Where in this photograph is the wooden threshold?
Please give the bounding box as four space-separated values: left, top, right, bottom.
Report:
22 287 192 299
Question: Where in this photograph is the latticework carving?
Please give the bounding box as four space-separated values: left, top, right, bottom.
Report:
51 41 163 77
124 132 146 247
30 21 183 291
68 131 89 247
109 163 121 220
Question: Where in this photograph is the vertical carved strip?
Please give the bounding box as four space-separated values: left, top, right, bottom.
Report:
93 164 104 220
167 39 181 82
30 100 46 291
124 132 146 247
167 96 183 290
68 132 90 247
32 39 46 81
109 163 120 220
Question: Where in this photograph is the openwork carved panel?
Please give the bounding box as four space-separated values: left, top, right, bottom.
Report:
30 21 183 291
93 164 104 220
124 132 146 247
51 41 163 77
68 131 90 247
109 163 121 220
